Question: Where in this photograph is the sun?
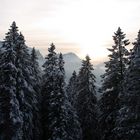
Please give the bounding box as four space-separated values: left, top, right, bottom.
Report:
79 42 108 61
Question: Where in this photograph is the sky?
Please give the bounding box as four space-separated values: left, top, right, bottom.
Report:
0 0 140 63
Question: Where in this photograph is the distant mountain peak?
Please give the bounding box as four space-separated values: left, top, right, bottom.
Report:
63 52 81 63
63 52 78 56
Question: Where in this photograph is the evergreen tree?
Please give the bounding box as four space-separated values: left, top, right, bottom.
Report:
42 44 82 140
66 71 77 107
76 55 98 140
15 32 36 140
0 22 23 140
58 53 65 91
66 70 83 140
42 43 66 140
31 47 42 140
0 21 42 140
99 27 130 140
64 99 82 140
31 47 42 82
114 30 140 140
58 53 82 140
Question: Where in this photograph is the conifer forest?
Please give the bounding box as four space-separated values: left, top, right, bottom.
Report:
0 22 140 140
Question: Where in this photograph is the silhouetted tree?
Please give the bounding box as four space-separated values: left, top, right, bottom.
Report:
31 47 42 140
76 55 98 140
114 30 140 140
66 71 77 107
99 27 130 140
0 22 23 140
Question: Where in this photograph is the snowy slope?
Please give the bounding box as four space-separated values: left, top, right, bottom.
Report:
63 53 82 81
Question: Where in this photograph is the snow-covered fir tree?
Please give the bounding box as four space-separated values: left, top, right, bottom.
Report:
42 44 82 140
0 21 42 140
99 27 130 140
41 43 60 140
76 55 98 140
31 47 42 83
31 47 42 140
58 53 82 140
15 31 41 140
64 99 82 140
113 30 140 140
0 22 23 140
66 71 77 107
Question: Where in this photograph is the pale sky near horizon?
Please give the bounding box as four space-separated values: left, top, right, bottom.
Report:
0 0 140 63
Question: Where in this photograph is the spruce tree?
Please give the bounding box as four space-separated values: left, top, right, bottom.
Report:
99 27 130 140
114 30 140 140
0 21 42 140
64 99 82 140
0 22 23 140
0 22 40 140
42 43 66 140
76 55 98 140
15 32 37 140
42 44 82 140
58 53 82 140
66 71 77 107
31 47 42 140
